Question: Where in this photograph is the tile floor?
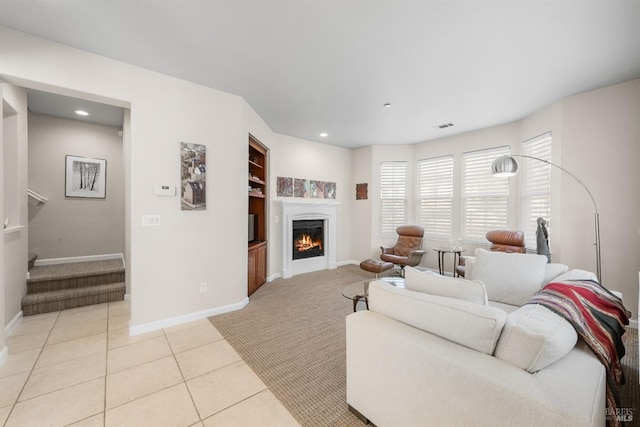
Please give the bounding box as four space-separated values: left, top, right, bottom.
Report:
0 301 301 427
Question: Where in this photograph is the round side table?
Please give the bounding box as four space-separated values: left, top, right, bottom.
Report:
432 247 466 276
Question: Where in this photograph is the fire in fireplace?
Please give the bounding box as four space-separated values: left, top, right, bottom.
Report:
292 219 325 260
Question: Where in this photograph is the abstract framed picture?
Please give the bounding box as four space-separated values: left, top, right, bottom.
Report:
277 177 294 197
65 155 107 199
310 180 325 199
294 178 309 198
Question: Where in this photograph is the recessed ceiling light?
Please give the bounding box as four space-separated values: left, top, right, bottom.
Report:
319 132 328 138
75 110 89 116
383 103 392 108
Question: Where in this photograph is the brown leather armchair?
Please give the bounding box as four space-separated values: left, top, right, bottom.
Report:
380 225 426 276
455 230 526 277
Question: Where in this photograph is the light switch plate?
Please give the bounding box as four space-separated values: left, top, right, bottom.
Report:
142 215 161 226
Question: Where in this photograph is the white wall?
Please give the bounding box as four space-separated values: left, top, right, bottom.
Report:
350 146 373 262
268 133 353 277
561 79 640 315
0 27 251 331
28 112 125 259
1 26 636 331
351 82 640 317
1 86 6 359
1 83 28 330
0 27 358 332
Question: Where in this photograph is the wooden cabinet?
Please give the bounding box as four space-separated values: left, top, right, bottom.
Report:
248 135 267 295
248 241 267 296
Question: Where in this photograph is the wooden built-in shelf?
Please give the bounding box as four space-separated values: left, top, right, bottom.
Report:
249 176 266 185
248 134 268 296
249 160 263 169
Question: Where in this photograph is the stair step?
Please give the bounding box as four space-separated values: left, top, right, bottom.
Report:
27 259 125 293
22 282 126 316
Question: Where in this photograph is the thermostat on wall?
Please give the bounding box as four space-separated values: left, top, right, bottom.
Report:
155 185 176 197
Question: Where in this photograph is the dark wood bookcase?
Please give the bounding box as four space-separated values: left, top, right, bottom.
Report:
248 135 268 295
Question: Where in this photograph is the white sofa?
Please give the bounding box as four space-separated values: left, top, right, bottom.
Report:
346 249 607 427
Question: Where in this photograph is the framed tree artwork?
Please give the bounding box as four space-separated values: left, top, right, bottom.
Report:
65 155 107 199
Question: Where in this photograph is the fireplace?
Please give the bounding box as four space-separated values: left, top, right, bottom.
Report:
292 220 325 260
281 200 340 278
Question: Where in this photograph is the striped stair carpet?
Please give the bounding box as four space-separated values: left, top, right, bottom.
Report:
22 259 125 316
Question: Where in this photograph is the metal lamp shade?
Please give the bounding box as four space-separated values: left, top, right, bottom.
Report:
491 155 519 177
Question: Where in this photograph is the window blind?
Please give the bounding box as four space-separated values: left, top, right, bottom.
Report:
521 133 552 249
417 155 453 239
380 161 407 235
462 146 510 241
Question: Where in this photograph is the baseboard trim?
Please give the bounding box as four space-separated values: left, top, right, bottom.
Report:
4 311 23 337
629 319 638 329
267 273 281 282
35 253 124 266
129 297 250 336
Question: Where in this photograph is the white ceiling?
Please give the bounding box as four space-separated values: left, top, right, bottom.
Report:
2 0 640 148
26 89 125 128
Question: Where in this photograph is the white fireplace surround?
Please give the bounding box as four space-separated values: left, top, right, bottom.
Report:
281 200 340 278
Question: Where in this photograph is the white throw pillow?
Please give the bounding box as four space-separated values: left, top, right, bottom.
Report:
472 248 548 306
405 266 488 305
552 269 598 283
494 304 577 372
368 280 507 354
543 263 569 284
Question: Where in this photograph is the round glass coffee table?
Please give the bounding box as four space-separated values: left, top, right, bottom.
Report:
342 277 405 312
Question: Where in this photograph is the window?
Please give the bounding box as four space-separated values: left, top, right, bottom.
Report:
462 146 510 241
380 161 407 235
417 155 453 239
521 133 552 249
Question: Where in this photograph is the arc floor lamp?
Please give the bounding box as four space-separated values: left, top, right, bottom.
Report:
491 155 601 283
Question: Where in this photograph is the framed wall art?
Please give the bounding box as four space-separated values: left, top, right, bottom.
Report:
356 183 368 200
65 155 107 199
180 142 207 210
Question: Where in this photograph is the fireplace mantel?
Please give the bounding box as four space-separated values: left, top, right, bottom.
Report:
280 200 340 278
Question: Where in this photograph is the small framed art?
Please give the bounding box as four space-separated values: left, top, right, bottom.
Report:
65 155 107 199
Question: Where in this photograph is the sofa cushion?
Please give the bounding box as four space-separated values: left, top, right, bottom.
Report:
368 280 506 354
471 248 548 306
494 304 577 372
404 266 488 305
542 263 569 284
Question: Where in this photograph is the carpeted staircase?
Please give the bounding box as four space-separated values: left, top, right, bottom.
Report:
22 258 126 316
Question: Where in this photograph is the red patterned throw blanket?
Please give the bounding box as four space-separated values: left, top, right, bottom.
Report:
528 280 631 427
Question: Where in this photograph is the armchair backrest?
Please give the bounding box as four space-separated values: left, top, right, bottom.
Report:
486 230 526 253
392 225 425 256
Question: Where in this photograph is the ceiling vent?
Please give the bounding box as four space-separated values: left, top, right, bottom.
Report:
437 123 454 129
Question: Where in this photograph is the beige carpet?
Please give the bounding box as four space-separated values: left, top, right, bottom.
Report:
210 265 639 426
210 264 371 426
